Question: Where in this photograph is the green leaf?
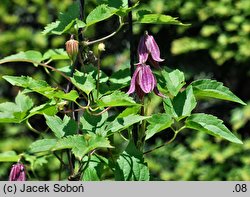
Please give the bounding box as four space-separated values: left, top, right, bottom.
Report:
109 68 131 90
160 69 185 96
105 114 149 134
28 101 58 118
42 2 81 35
0 151 19 162
115 141 149 181
82 155 105 181
2 76 79 102
185 113 243 144
45 115 77 138
117 105 141 118
71 71 96 95
29 139 57 153
163 97 178 118
97 90 138 107
0 50 43 66
146 113 173 140
97 0 128 8
0 91 34 123
86 4 117 27
42 49 68 61
53 133 112 159
80 110 108 134
191 79 246 105
172 86 197 120
136 13 189 26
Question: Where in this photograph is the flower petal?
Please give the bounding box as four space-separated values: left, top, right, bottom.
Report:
153 86 166 98
138 64 156 93
146 35 164 62
127 65 141 95
138 34 149 63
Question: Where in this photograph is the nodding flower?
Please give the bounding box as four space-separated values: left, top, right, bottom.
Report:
9 163 26 181
127 64 165 99
137 31 164 68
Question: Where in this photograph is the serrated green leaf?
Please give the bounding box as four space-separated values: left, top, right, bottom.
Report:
44 115 77 138
160 69 185 96
53 133 112 159
29 139 57 153
0 50 43 66
105 114 149 134
71 71 96 95
0 91 34 123
42 2 80 35
191 79 246 105
115 141 149 181
136 13 189 26
2 76 79 102
82 155 105 181
0 151 20 162
185 113 243 144
15 91 34 112
86 4 117 27
28 102 58 118
80 110 108 134
172 86 197 120
146 113 173 140
97 90 138 107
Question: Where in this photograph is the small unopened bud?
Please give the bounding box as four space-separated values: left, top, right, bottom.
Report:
9 163 26 181
65 35 79 61
98 43 105 51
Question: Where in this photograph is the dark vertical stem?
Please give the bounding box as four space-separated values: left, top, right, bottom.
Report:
128 0 134 76
128 0 138 148
66 0 85 180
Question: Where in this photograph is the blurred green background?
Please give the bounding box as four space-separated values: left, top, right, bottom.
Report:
0 0 250 180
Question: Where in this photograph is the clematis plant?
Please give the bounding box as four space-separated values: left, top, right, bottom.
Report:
0 0 245 181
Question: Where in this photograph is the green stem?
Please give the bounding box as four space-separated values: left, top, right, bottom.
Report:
96 50 101 99
137 99 146 151
85 17 124 45
143 126 186 155
26 119 43 135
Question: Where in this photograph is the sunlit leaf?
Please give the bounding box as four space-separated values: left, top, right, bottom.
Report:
191 79 246 105
186 113 243 144
115 142 149 181
146 113 173 140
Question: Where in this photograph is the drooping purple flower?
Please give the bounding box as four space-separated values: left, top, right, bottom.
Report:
127 64 165 99
9 163 26 181
138 31 164 68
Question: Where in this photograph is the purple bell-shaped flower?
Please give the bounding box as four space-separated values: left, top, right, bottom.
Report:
137 31 164 68
9 163 26 181
127 64 165 99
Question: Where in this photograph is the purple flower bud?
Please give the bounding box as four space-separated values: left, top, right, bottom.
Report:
127 64 165 99
9 163 26 181
137 32 164 67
